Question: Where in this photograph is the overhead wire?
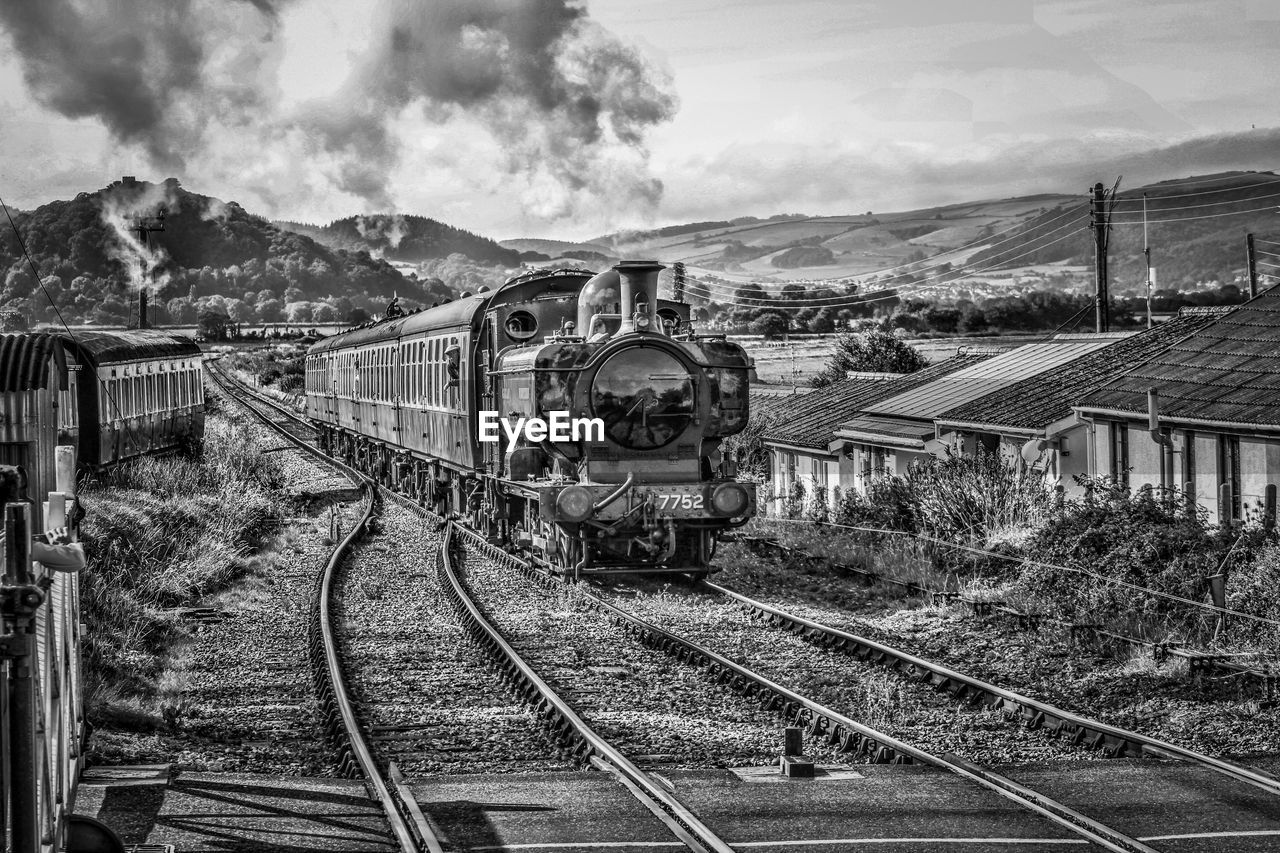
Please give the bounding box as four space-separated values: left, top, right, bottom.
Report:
684 221 1090 309
1109 188 1280 215
1110 174 1280 202
684 203 1089 286
684 215 1089 303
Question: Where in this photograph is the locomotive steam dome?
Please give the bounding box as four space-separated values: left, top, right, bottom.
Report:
591 348 694 450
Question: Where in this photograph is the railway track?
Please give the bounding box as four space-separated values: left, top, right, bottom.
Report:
208 362 441 853
447 524 1170 853
211 364 1280 851
734 530 1278 685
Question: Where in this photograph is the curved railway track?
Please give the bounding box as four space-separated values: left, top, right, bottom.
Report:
211 362 1280 852
207 362 440 853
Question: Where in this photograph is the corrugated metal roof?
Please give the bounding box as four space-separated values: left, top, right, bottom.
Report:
833 415 935 446
0 333 65 391
935 308 1231 433
862 338 1120 420
762 354 993 450
61 330 201 365
1077 287 1280 427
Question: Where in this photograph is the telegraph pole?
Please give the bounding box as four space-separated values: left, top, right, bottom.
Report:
673 261 686 302
129 208 166 329
1091 182 1110 333
1247 233 1258 299
1143 194 1152 329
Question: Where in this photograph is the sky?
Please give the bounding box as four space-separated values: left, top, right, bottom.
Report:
0 0 1277 241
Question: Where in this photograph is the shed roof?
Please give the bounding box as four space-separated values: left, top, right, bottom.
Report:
0 333 65 391
860 336 1122 421
59 330 201 365
1076 287 1280 427
762 353 992 451
936 308 1232 434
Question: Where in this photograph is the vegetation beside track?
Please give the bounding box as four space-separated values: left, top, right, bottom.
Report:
79 406 288 747
760 448 1280 652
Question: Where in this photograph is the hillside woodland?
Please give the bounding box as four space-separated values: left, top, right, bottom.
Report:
0 178 453 327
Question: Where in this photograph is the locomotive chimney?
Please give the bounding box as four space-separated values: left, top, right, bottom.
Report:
614 260 664 334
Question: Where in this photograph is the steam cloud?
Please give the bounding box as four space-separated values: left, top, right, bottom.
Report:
0 0 676 223
99 181 182 294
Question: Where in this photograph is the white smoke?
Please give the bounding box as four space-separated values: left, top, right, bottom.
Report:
99 181 181 294
0 0 676 227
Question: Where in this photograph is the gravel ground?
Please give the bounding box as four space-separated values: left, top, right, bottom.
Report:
93 392 362 773
459 551 831 771
595 581 1097 766
710 540 1280 761
334 495 563 776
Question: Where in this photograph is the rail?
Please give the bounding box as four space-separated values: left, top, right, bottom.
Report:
735 531 1278 684
450 523 1161 853
208 363 440 853
439 522 736 853
704 578 1280 798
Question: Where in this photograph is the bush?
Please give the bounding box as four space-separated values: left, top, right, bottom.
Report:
80 417 285 702
1015 477 1265 636
831 447 1051 544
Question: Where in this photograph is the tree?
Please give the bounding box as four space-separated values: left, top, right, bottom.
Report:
348 306 371 324
809 308 836 334
811 329 927 386
197 307 231 341
749 312 789 339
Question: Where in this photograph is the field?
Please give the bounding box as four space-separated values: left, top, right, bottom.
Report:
738 334 1043 385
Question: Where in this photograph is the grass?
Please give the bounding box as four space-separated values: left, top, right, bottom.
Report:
79 414 287 724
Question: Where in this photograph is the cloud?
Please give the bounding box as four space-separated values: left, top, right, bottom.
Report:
0 0 676 227
659 127 1280 223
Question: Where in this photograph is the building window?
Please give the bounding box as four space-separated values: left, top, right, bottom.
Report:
1110 422 1129 488
1218 435 1241 521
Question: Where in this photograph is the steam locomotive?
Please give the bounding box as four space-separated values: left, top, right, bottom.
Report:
304 261 756 576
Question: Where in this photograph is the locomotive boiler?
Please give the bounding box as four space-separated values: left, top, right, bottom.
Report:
304 261 756 577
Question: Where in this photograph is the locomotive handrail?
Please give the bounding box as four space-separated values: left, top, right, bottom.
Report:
703 579 1280 798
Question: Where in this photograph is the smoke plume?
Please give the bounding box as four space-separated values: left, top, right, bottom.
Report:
0 0 676 224
99 181 182 294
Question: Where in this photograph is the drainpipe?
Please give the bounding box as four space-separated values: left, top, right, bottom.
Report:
1148 388 1173 496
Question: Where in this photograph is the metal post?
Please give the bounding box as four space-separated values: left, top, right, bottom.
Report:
1143 194 1152 329
1247 234 1259 299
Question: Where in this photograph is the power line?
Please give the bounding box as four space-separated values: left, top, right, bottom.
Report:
1111 173 1280 202
1110 202 1280 225
684 215 1088 304
1110 188 1280 214
684 223 1090 309
684 204 1089 286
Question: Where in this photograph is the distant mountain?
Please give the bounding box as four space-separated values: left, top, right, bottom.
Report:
573 173 1280 292
278 213 520 266
0 177 453 327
